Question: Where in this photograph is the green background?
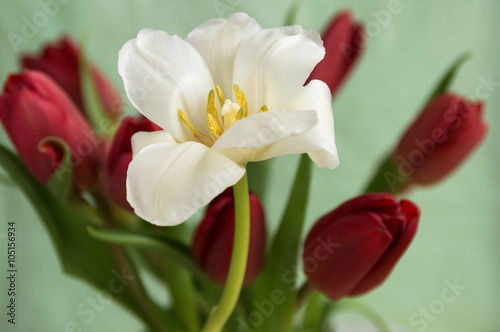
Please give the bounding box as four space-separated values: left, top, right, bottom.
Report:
0 0 498 331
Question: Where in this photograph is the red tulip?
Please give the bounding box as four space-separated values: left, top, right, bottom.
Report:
0 70 100 191
22 36 122 120
192 188 266 287
303 193 419 300
394 93 488 186
102 116 161 210
307 10 364 98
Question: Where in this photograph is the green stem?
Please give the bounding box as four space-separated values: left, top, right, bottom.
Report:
296 281 314 310
302 291 329 331
202 172 250 332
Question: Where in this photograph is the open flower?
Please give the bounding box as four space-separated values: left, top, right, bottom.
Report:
119 13 338 226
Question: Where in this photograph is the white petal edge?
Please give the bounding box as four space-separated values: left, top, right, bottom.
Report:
186 13 262 96
118 29 214 141
126 141 245 226
131 131 178 158
211 109 318 164
285 80 339 169
232 24 324 114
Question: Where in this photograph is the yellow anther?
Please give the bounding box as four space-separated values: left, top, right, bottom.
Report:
207 113 222 139
206 90 219 120
259 105 268 113
234 84 248 118
215 85 225 108
235 106 246 121
178 109 202 136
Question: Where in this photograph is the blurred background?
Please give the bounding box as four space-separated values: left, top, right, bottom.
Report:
0 0 498 331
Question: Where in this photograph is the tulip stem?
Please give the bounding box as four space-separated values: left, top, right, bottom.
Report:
202 172 250 332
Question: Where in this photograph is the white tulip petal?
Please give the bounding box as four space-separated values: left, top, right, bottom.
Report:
285 80 339 169
118 29 214 141
127 142 245 226
131 131 178 158
232 24 324 114
187 13 262 96
212 109 318 164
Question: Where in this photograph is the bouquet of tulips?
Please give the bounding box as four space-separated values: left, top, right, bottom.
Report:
0 5 487 332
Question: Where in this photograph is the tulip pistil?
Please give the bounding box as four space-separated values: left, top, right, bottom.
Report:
178 84 268 146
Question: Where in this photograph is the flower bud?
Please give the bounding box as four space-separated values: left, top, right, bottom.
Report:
0 70 100 191
394 93 488 185
22 36 122 120
306 10 364 98
192 188 266 286
303 193 419 300
102 116 161 210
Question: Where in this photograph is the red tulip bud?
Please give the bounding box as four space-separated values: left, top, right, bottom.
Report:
192 188 266 287
101 116 161 210
22 36 122 120
0 70 100 191
394 93 488 186
307 10 364 98
303 193 419 300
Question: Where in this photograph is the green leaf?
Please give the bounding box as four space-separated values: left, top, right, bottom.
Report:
87 226 208 282
284 0 307 25
247 160 273 201
428 51 473 102
79 36 116 137
0 172 14 186
0 144 143 319
42 136 74 201
252 154 312 331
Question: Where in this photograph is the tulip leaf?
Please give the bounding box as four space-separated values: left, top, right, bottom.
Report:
428 51 473 102
87 226 208 282
0 144 145 320
284 0 306 25
247 160 272 201
251 154 312 331
0 172 14 186
79 37 116 137
42 136 74 202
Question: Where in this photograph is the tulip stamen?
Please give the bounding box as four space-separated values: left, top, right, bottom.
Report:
178 85 269 145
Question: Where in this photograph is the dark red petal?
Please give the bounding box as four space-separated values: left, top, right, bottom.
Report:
304 212 392 300
305 193 397 249
349 200 420 296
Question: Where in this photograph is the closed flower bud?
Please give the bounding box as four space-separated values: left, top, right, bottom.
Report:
0 70 100 191
192 188 266 286
22 36 122 120
102 116 161 210
306 10 364 98
394 93 488 186
303 193 419 300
